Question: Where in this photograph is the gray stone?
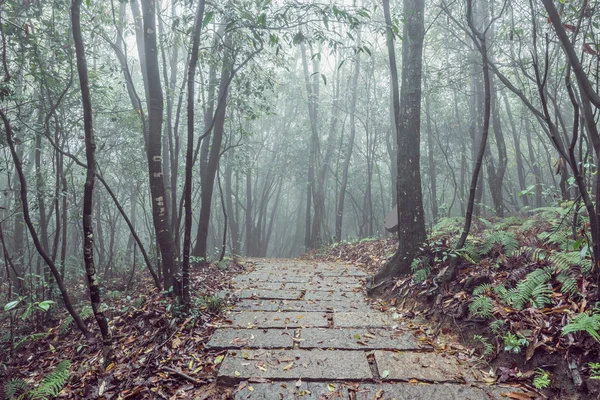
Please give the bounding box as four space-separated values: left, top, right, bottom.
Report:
206 328 294 349
279 300 370 312
233 282 285 291
284 281 360 292
334 312 392 328
234 382 347 400
303 290 364 302
229 311 328 328
373 351 465 382
218 349 372 382
238 289 303 300
233 299 282 311
234 382 522 400
348 383 504 400
299 328 420 350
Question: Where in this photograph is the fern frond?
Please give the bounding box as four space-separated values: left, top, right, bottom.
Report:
2 378 29 399
469 295 494 318
529 283 553 309
14 332 49 351
473 283 492 296
557 272 579 296
562 312 600 342
480 231 519 256
411 258 431 284
60 306 93 335
27 360 71 400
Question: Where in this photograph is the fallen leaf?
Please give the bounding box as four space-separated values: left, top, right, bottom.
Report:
381 370 390 379
283 362 294 371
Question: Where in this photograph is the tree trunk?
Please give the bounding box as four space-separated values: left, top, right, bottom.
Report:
72 0 112 356
457 0 492 249
336 45 360 241
374 0 426 283
182 0 206 311
192 33 232 260
140 0 177 293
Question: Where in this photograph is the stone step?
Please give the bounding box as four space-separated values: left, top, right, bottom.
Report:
228 311 328 329
218 349 372 383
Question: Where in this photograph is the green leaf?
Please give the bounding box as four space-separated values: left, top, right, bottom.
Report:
4 300 21 311
38 300 55 312
381 370 390 379
202 11 214 29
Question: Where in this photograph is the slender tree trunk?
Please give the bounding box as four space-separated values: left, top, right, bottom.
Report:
424 74 438 223
182 0 206 311
192 33 231 260
336 46 360 241
457 0 492 249
72 0 112 356
140 0 177 293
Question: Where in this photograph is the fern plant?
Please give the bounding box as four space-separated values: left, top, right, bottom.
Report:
473 334 493 358
479 231 519 256
411 257 431 284
562 310 600 342
1 360 70 400
469 295 494 318
60 306 93 335
2 378 29 400
533 368 551 390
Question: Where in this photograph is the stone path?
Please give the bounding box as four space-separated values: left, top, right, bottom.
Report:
209 259 520 399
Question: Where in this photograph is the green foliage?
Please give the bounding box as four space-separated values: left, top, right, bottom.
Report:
502 332 528 353
196 296 224 314
14 333 49 351
489 319 505 334
505 268 553 310
473 334 493 358
2 360 70 400
473 283 492 296
562 309 600 342
27 360 71 400
479 231 519 256
533 368 551 390
431 217 463 236
469 295 494 319
2 378 28 399
411 258 431 284
60 306 93 335
588 362 600 380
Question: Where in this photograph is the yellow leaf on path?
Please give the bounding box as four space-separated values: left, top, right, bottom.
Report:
327 383 336 391
248 386 254 392
214 355 225 365
283 362 294 371
234 371 241 376
105 363 116 372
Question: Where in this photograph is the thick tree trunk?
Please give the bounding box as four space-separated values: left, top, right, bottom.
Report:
140 0 177 293
374 0 426 283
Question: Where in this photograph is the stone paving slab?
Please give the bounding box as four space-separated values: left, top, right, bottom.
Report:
232 282 285 291
206 328 294 349
373 350 465 382
219 349 372 382
334 312 392 328
304 290 364 302
238 289 303 300
229 311 328 328
299 328 420 350
279 300 371 312
232 299 282 311
234 382 511 400
283 281 360 292
232 274 311 283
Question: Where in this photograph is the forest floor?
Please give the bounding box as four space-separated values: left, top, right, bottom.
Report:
3 209 600 399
